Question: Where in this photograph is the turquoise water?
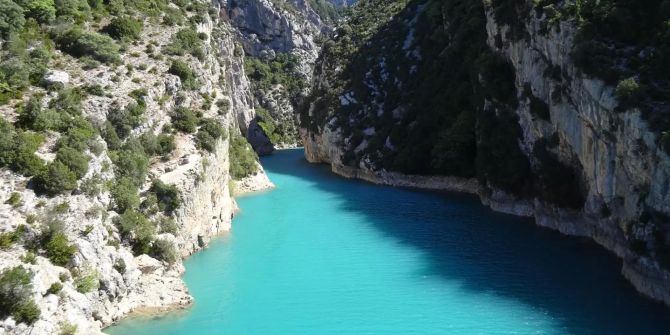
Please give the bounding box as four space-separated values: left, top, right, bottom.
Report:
108 149 670 334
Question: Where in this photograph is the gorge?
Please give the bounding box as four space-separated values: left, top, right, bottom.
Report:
0 0 669 334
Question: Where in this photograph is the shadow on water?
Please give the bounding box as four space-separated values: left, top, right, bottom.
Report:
263 149 670 335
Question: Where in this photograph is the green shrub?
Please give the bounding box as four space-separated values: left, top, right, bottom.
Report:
140 192 158 215
50 87 83 116
171 106 198 133
6 192 22 207
0 226 26 249
34 161 78 195
113 140 149 186
20 252 37 264
55 117 97 152
11 131 46 177
46 281 63 295
244 54 306 101
164 27 203 59
115 209 155 255
102 121 122 150
230 133 258 179
157 133 175 156
103 16 143 40
0 0 26 38
73 268 98 293
22 0 56 23
0 56 30 104
196 118 226 152
83 84 105 96
121 0 167 16
0 119 16 166
80 173 102 196
18 95 64 132
149 180 180 213
46 232 77 266
150 238 178 264
159 217 178 234
111 177 140 212
54 0 90 21
108 100 146 138
56 27 121 64
615 77 642 105
113 258 126 274
0 267 39 324
140 131 174 157
55 146 89 179
162 7 184 26
168 60 197 89
59 322 77 335
0 232 15 249
12 300 40 325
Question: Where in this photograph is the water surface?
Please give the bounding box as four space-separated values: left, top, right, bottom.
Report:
108 149 670 334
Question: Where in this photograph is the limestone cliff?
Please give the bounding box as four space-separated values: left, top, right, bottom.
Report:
224 0 335 150
301 0 670 305
0 1 273 334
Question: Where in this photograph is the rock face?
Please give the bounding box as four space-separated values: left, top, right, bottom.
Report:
224 0 326 80
482 5 670 305
223 0 333 150
301 0 670 306
0 2 273 334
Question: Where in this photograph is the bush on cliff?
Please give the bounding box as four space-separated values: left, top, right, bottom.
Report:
103 16 143 41
56 27 120 64
0 266 40 325
229 133 258 179
55 145 89 179
148 179 180 214
45 232 77 266
195 118 226 152
0 0 26 38
113 140 150 187
164 27 203 59
115 209 155 255
150 238 178 264
111 177 140 213
34 161 78 195
168 60 198 90
171 106 199 133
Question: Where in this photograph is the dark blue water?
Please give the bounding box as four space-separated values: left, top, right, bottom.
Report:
108 149 670 334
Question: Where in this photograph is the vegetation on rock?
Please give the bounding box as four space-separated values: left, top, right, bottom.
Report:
0 266 40 325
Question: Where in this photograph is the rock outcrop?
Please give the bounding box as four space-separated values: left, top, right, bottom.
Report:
224 0 334 150
224 0 327 80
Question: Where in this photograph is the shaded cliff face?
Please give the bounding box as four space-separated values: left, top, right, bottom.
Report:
301 0 670 305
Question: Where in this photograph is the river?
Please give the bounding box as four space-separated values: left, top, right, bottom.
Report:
107 149 670 334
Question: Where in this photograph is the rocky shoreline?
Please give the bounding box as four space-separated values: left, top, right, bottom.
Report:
302 132 670 307
102 169 274 333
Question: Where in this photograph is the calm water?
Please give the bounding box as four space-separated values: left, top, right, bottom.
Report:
107 149 670 334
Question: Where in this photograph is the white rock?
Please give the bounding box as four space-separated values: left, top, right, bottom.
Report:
43 70 70 85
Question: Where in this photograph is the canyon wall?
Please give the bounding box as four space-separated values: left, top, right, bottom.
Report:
0 2 273 333
301 0 670 305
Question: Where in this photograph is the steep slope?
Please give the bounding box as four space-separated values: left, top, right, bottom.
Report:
0 1 271 333
225 0 336 150
301 0 670 305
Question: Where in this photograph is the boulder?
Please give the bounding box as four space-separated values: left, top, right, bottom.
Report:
43 70 70 86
